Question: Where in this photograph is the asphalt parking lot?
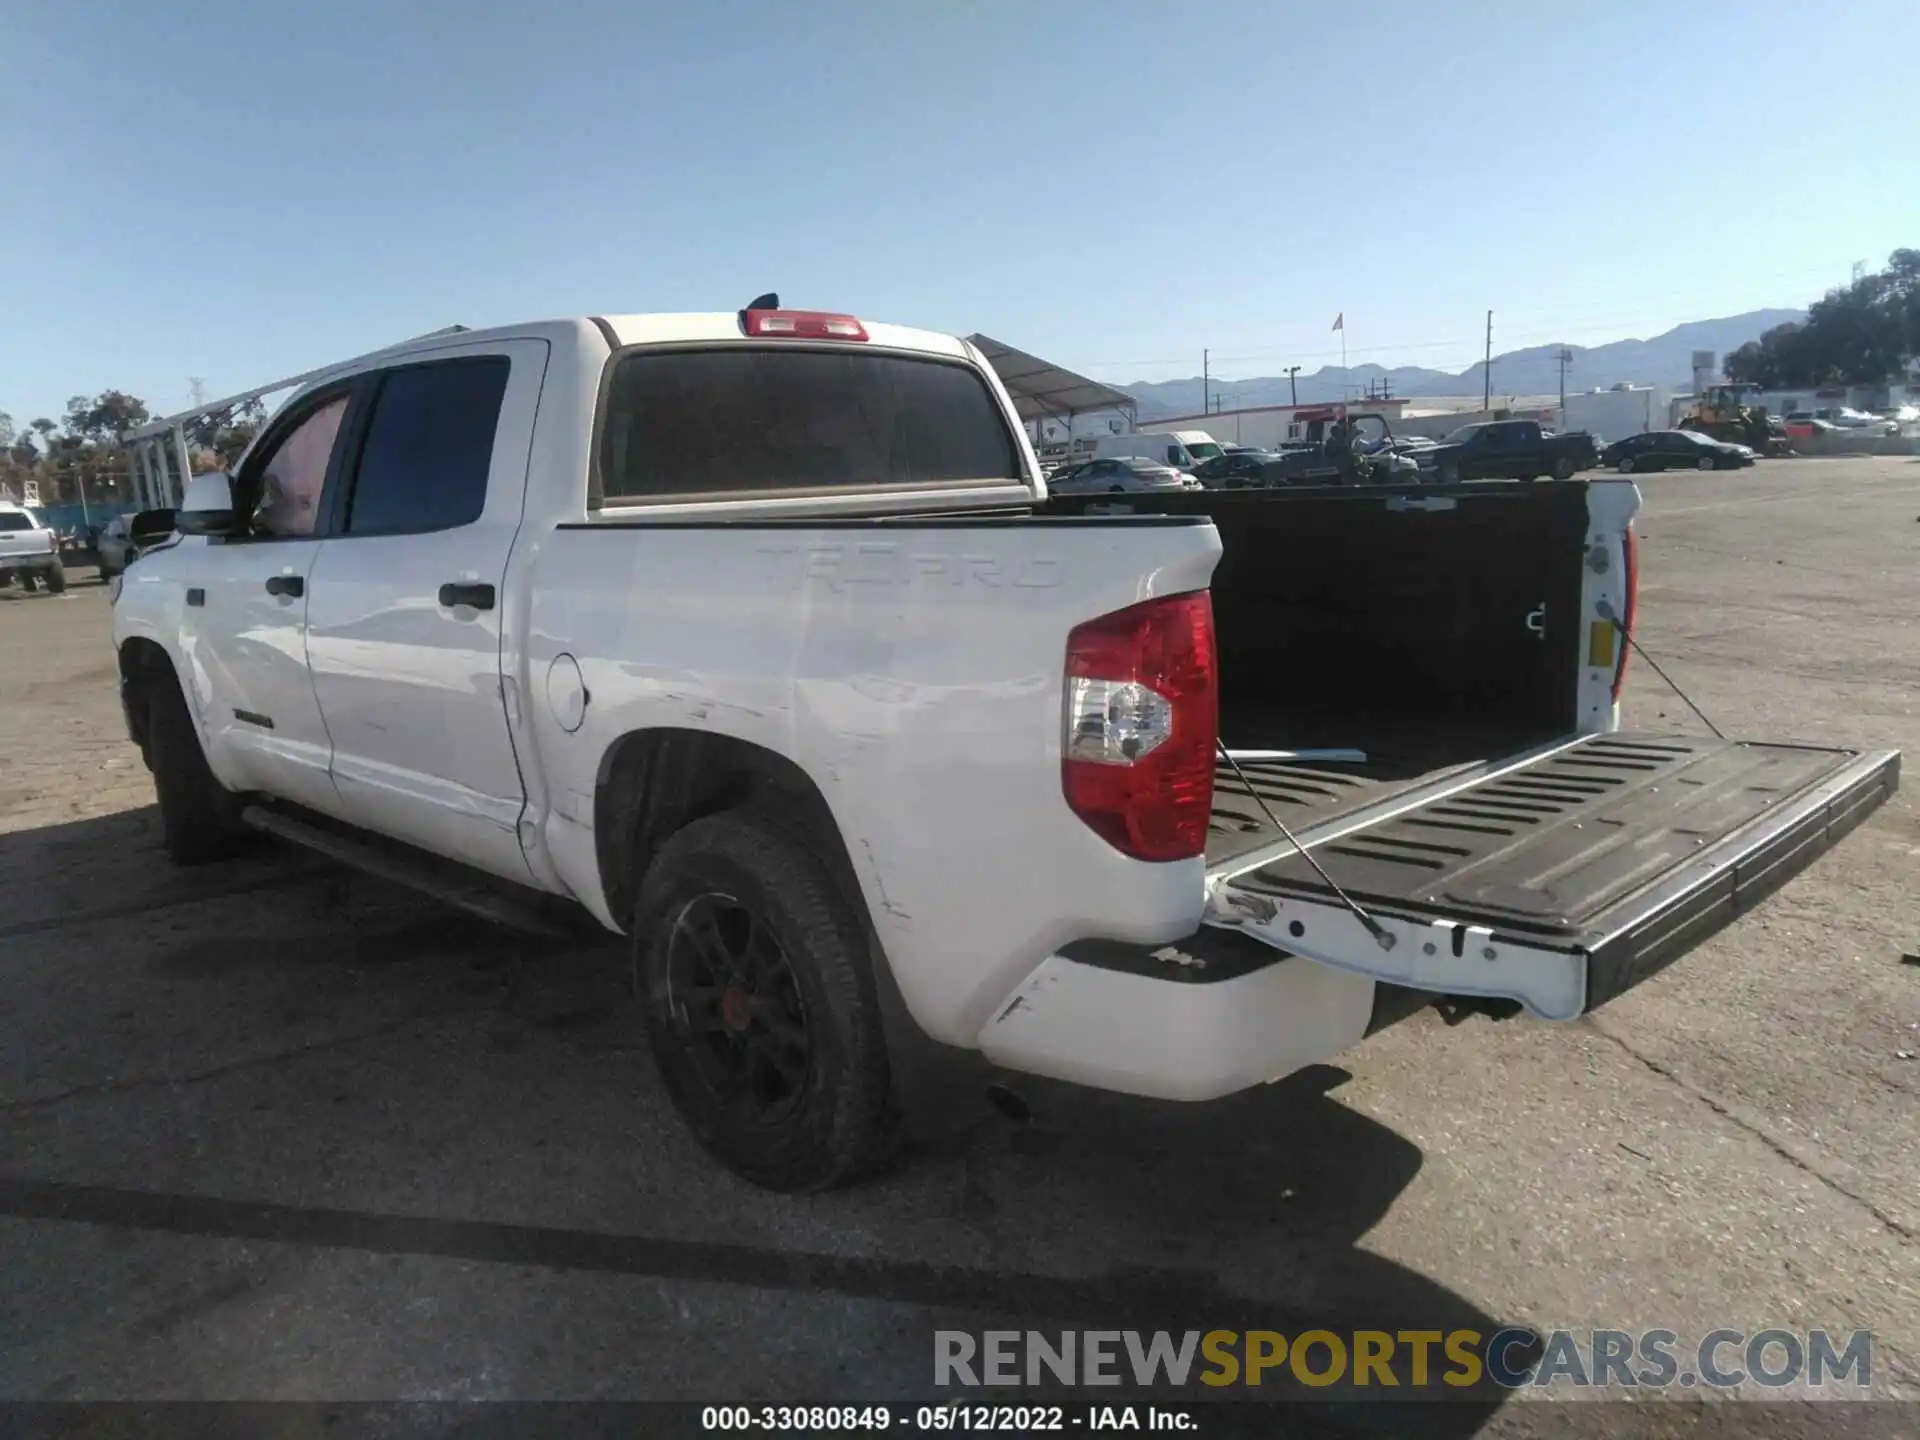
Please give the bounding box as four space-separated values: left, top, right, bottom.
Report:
1 457 1916 1432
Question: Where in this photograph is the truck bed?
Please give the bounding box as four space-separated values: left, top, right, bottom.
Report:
1041 482 1606 872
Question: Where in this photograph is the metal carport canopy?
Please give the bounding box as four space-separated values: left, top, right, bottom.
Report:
966 334 1136 423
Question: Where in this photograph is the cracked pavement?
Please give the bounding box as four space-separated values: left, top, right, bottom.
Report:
0 459 1917 1433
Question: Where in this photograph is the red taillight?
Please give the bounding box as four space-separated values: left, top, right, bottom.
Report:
1613 527 1639 701
1062 591 1218 862
740 309 869 342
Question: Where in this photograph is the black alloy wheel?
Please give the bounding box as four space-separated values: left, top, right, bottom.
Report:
663 891 811 1123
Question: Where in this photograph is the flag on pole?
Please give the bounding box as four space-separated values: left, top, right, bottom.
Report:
1331 312 1344 331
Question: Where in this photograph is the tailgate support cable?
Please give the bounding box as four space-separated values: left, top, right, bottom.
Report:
1604 606 1725 740
1215 741 1397 951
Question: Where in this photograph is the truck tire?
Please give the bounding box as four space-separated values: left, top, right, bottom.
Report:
632 810 896 1191
45 561 66 594
1437 460 1461 485
1551 455 1577 480
147 669 252 864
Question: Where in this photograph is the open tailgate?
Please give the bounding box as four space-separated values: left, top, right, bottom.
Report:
1206 733 1899 1019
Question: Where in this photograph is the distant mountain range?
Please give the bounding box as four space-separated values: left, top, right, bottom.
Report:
1123 309 1804 420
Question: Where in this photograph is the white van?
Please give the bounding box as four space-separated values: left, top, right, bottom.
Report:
1092 429 1224 471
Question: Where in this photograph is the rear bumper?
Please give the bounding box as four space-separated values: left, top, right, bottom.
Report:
0 552 59 572
971 929 1375 1102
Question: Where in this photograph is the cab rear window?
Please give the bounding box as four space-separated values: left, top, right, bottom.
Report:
598 348 1022 502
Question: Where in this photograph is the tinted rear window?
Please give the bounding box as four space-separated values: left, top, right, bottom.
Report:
599 348 1022 501
0 512 36 532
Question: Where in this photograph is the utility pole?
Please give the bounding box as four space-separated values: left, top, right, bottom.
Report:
1483 311 1494 411
1202 349 1209 417
1285 365 1301 407
1555 347 1573 430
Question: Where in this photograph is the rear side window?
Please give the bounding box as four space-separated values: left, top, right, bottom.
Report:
0 512 34 532
345 358 509 535
599 349 1022 501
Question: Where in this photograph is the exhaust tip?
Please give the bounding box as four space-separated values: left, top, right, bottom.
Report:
984 1083 1031 1124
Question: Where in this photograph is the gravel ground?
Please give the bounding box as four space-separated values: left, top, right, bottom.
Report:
0 457 1915 1435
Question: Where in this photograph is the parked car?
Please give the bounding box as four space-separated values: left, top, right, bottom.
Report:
1600 430 1755 474
0 502 67 593
95 508 179 580
1191 450 1287 488
1090 429 1225 472
1242 413 1422 486
1811 407 1900 436
1782 414 1841 441
109 304 1899 1191
1048 456 1198 493
95 516 137 578
1426 420 1599 483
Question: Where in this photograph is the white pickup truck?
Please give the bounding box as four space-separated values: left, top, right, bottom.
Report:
111 305 1900 1190
0 501 68 593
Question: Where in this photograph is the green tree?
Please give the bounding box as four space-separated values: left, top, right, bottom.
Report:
63 390 150 444
1725 249 1920 387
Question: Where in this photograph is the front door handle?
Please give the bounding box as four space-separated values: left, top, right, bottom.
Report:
438 582 496 611
264 575 304 598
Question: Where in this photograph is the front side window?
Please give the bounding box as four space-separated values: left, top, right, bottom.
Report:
253 396 349 537
345 358 509 535
599 348 1021 501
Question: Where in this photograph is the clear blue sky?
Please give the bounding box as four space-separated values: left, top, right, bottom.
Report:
2 0 1912 424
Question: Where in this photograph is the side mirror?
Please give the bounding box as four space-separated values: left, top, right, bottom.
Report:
129 508 178 549
175 471 242 537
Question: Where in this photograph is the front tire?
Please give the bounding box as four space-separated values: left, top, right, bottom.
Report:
44 561 66 594
1437 461 1461 485
147 669 251 864
1617 457 1639 475
632 811 896 1191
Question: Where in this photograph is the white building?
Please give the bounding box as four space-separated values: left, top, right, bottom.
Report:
1561 385 1669 443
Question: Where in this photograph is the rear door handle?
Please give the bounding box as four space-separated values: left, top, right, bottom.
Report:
264 575 303 598
438 582 496 611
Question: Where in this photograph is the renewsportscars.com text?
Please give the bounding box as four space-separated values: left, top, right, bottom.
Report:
934 1328 1873 1392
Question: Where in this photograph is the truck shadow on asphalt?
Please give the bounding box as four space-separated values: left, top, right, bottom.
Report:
0 808 1527 1431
